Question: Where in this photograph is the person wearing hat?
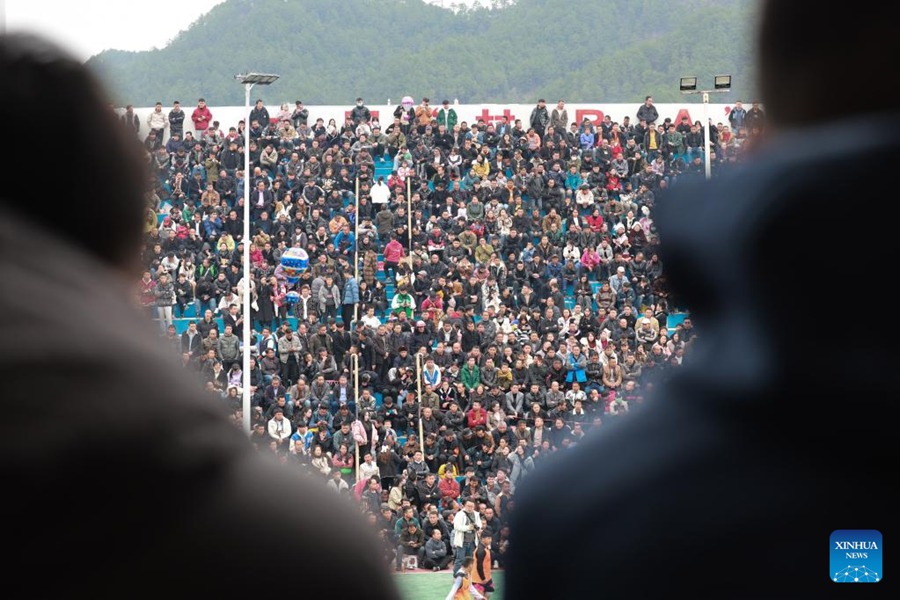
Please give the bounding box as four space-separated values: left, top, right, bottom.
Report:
608 265 629 295
409 320 432 355
635 316 659 348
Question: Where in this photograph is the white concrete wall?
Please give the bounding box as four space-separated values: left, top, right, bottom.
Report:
123 102 735 142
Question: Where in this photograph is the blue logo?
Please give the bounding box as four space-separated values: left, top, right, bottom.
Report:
830 530 882 583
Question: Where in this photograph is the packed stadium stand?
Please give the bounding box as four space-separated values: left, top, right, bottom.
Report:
133 95 757 575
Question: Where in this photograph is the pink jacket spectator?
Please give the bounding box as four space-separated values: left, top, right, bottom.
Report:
383 239 405 263
580 248 600 270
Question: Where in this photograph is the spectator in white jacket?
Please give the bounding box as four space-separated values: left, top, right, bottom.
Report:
146 101 168 139
371 177 391 204
451 499 482 573
267 408 292 447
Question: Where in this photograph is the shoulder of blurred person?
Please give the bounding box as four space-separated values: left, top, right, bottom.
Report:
505 4 900 598
0 33 399 599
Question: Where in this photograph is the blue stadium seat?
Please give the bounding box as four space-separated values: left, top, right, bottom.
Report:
374 158 393 181
667 312 687 332
173 318 191 334
374 392 383 408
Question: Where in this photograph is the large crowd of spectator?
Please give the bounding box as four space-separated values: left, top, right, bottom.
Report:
130 93 762 573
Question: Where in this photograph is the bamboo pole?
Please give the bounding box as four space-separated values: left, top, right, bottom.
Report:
416 352 424 453
407 176 412 252
354 177 360 329
351 353 360 482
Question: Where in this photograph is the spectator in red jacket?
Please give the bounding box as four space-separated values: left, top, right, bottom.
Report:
191 98 213 134
467 400 488 429
438 468 461 509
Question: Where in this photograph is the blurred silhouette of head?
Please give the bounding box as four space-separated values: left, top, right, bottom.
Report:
0 33 147 270
759 1 900 130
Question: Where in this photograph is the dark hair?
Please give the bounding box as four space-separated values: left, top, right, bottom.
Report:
759 1 900 128
1 34 147 267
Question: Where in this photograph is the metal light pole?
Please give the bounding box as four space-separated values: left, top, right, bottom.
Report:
702 92 711 180
235 72 279 434
680 75 731 180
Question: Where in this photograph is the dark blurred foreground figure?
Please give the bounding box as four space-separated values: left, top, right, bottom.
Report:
507 2 898 598
0 34 399 598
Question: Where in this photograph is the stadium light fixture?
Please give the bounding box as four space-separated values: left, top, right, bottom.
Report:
679 74 732 180
234 73 281 86
235 72 279 435
680 77 698 93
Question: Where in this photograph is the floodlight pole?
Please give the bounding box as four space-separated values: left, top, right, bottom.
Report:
682 77 730 180
235 73 279 434
241 81 253 435
703 92 711 180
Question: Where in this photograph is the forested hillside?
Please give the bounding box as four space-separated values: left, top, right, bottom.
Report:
87 0 758 106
